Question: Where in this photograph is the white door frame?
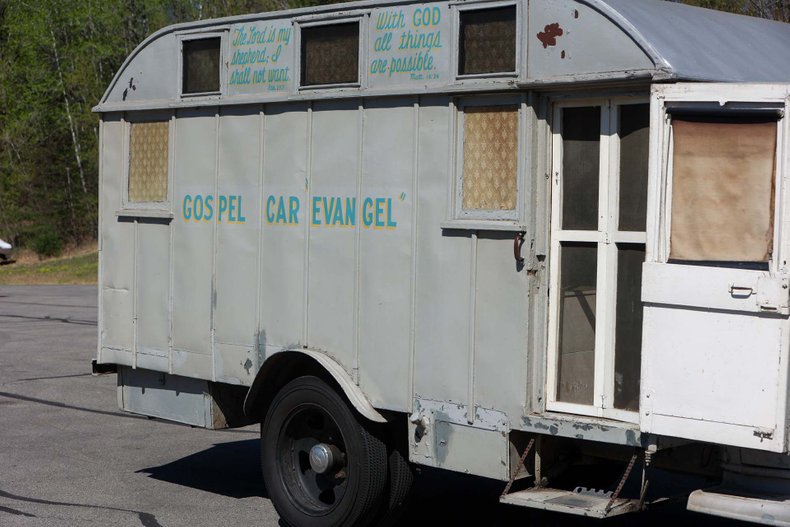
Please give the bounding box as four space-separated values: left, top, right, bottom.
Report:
640 83 790 451
546 97 647 422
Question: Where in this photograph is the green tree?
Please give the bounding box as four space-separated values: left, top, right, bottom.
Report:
0 0 342 254
682 0 789 22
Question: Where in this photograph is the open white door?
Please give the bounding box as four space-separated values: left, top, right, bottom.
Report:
641 83 790 452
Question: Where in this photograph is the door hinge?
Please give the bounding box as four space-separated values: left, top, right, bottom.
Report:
753 429 774 441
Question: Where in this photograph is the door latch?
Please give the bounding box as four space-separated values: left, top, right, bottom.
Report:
728 284 754 297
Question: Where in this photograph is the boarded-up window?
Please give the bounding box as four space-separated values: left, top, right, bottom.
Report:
301 23 359 86
462 106 518 211
183 38 220 94
670 117 777 262
459 6 517 75
129 121 169 202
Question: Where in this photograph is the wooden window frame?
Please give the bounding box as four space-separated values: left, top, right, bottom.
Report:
662 107 784 270
119 112 175 217
296 17 364 90
179 32 226 98
444 95 528 230
453 1 521 81
647 87 789 273
546 97 648 423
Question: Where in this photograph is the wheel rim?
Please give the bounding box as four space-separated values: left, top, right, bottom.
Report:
277 402 349 515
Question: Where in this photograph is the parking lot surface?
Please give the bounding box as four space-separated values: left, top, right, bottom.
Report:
0 285 751 526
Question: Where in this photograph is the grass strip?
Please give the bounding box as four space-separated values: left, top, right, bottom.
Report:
0 252 98 285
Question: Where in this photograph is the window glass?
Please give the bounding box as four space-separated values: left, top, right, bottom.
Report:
459 6 517 75
129 121 169 203
562 106 600 230
613 244 645 411
670 117 776 262
557 242 597 405
462 106 519 211
618 104 649 231
183 38 220 94
301 23 359 86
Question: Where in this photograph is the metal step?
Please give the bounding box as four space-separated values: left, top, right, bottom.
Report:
500 486 640 518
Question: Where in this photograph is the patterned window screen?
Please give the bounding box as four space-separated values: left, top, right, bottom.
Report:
462 106 519 211
182 38 221 94
129 121 169 203
301 23 359 86
670 117 777 262
459 6 517 75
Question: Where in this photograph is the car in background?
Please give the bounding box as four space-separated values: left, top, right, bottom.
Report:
0 238 12 262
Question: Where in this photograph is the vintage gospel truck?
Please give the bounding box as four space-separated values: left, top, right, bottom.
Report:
92 0 790 524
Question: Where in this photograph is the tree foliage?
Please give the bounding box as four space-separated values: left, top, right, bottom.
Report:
682 0 789 21
0 0 784 254
0 0 342 253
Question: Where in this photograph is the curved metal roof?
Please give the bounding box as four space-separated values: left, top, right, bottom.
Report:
600 0 790 82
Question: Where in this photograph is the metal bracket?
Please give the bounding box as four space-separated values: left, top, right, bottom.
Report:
501 438 535 497
605 452 638 513
91 359 118 375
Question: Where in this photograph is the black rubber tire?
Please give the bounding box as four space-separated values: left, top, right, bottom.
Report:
261 376 388 527
377 445 415 527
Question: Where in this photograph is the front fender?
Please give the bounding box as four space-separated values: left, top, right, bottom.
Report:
243 349 387 424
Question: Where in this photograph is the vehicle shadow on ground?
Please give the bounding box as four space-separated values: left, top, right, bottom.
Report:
136 437 531 522
137 439 748 526
137 438 268 500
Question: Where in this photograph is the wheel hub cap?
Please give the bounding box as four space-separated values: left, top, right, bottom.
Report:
309 443 335 474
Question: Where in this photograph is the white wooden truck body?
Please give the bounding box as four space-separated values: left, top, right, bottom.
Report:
95 1 790 522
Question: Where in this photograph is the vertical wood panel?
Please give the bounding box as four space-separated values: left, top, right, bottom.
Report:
359 99 414 411
260 103 310 354
307 100 359 370
172 109 216 365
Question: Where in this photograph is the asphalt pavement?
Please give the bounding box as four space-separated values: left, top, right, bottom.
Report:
0 285 752 526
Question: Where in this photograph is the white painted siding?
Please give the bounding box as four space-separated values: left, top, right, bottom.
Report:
260 103 310 353
214 108 261 383
171 109 216 378
306 101 359 371
413 99 472 406
358 100 416 411
99 116 134 365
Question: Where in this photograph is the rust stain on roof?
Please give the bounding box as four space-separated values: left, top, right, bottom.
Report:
537 22 564 48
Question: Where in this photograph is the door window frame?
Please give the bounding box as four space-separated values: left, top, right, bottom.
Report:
655 102 785 272
546 96 648 423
